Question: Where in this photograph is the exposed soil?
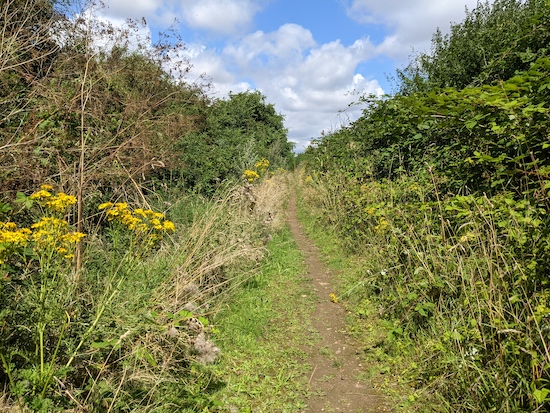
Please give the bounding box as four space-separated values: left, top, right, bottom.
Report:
287 192 390 413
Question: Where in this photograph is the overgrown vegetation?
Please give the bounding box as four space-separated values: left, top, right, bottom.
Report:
302 0 550 411
0 0 293 198
0 0 296 410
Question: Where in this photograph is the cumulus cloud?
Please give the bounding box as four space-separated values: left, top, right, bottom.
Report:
221 25 383 148
99 0 161 20
265 72 383 149
179 0 263 36
297 38 375 91
224 24 316 67
98 0 266 34
345 0 484 60
183 44 251 96
276 77 383 150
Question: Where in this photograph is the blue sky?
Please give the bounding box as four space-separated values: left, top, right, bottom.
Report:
97 0 488 151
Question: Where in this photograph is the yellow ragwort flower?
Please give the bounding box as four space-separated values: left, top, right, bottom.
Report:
31 190 52 200
243 169 260 183
98 202 114 210
1 222 17 231
163 220 175 232
374 217 389 233
254 158 270 175
44 193 77 213
31 217 85 257
100 201 174 241
134 208 147 218
0 222 31 246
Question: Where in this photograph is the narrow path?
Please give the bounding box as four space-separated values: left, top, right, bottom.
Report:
287 192 389 413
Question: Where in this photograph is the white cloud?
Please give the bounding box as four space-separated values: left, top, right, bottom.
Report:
346 0 484 60
180 0 263 35
297 38 374 91
99 0 161 20
220 25 383 148
98 0 266 33
265 73 383 150
224 24 316 67
183 44 251 96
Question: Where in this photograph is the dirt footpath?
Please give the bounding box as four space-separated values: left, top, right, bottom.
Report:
287 192 390 413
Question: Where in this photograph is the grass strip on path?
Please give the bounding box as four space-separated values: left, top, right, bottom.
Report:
211 226 317 413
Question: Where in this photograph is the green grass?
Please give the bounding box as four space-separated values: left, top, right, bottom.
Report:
210 226 317 413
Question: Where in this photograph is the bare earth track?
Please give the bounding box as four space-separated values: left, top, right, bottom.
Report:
287 192 390 413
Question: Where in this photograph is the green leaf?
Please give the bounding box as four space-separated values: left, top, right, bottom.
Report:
15 192 34 209
211 399 223 407
177 310 194 319
533 388 550 404
91 340 118 349
465 120 477 130
142 349 157 367
0 202 12 214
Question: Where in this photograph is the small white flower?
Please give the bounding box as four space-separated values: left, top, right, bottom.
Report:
465 347 479 360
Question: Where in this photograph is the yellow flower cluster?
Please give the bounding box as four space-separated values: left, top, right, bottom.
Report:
98 202 175 241
31 217 85 259
365 207 375 215
0 222 31 244
254 158 270 175
243 169 260 183
0 222 32 264
374 217 389 233
30 184 77 213
0 217 85 263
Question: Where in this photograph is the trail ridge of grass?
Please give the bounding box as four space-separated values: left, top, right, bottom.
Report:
211 225 316 412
